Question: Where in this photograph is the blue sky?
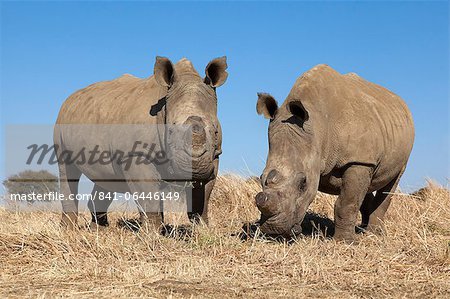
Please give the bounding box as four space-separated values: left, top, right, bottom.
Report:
1 1 449 191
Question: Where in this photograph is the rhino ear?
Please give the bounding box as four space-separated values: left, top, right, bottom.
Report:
257 93 278 119
288 101 309 122
204 56 228 88
154 56 175 87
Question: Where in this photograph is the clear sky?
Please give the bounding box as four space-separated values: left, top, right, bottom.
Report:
1 1 449 191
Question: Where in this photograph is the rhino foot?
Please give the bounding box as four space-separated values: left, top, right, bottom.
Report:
87 222 109 232
334 229 360 244
117 218 143 232
160 224 193 239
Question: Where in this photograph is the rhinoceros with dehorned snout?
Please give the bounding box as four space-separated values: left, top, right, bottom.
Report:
255 64 414 242
54 56 228 230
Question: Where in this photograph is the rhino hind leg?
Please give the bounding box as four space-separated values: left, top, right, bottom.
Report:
366 196 392 235
120 162 163 231
360 170 403 235
59 163 82 229
360 192 375 229
87 184 113 229
333 165 373 243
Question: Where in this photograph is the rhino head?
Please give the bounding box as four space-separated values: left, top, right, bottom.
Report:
153 57 227 181
255 93 322 237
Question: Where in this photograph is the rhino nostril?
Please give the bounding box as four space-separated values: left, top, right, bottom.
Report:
255 192 268 207
298 173 307 192
265 169 280 186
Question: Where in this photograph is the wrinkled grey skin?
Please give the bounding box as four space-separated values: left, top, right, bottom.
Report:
54 56 227 229
256 65 414 242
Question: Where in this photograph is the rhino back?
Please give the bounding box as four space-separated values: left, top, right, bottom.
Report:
56 74 166 125
288 65 414 184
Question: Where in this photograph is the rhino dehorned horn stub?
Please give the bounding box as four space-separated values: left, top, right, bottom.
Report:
186 116 205 134
185 116 207 144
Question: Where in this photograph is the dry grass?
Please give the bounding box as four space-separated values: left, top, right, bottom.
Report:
1 175 449 298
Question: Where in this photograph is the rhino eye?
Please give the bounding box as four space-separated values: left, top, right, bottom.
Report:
298 174 307 192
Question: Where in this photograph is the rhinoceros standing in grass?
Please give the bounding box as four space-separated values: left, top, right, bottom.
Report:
54 56 228 229
256 64 414 242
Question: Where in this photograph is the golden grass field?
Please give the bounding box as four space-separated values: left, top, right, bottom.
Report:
1 175 449 298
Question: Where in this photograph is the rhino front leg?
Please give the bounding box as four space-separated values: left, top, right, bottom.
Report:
334 165 373 242
189 159 219 225
188 180 213 225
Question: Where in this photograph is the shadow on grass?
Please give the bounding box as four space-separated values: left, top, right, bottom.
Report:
117 218 141 232
117 218 194 240
238 211 367 243
238 211 336 243
117 212 363 243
